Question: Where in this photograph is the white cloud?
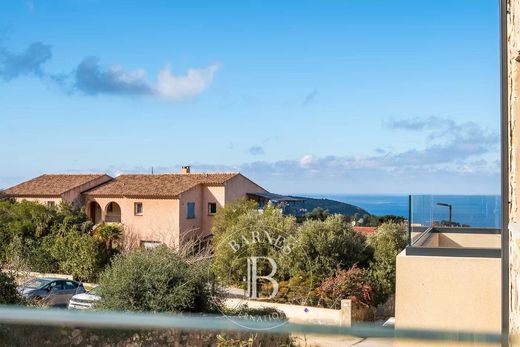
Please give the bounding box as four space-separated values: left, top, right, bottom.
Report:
156 63 220 100
0 42 221 101
299 154 314 168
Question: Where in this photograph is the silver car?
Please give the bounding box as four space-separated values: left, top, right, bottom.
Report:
68 286 101 310
19 278 85 307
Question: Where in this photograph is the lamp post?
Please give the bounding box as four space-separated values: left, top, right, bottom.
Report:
436 202 453 226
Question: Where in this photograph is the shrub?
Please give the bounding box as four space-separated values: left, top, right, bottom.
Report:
315 265 373 309
304 207 330 221
211 204 297 286
283 215 373 279
367 222 407 305
0 272 22 305
0 200 111 281
51 231 108 282
94 223 122 255
211 197 258 237
98 247 218 313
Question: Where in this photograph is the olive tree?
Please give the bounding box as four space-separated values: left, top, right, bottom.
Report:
367 222 407 304
283 214 373 279
98 247 217 313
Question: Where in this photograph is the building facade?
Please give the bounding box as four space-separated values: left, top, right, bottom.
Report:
4 168 267 247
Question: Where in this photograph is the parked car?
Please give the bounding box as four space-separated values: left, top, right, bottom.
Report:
18 278 85 307
68 286 101 310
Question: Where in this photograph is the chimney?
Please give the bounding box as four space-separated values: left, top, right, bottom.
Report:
180 166 191 174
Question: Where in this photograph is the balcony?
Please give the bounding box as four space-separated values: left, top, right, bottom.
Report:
395 195 501 334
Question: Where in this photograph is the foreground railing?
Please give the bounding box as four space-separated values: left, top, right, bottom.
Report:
0 306 507 346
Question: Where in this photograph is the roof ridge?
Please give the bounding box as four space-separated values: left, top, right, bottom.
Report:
116 172 239 175
85 172 240 197
42 173 107 175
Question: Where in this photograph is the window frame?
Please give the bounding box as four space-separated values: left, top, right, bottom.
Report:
140 240 161 249
187 202 196 219
208 202 217 215
134 202 143 216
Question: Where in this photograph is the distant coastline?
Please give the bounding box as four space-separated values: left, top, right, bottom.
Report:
300 194 501 228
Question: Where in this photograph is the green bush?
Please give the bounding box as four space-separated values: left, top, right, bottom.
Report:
98 247 218 313
211 203 297 285
0 200 111 281
211 197 258 236
367 222 407 305
51 231 108 282
283 215 372 279
94 223 122 256
0 272 22 305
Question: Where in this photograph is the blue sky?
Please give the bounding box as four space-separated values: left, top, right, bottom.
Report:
0 0 500 194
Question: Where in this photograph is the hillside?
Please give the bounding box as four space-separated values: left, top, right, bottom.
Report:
283 196 369 216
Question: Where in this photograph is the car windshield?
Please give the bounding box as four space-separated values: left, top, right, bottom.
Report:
24 278 51 289
88 286 100 296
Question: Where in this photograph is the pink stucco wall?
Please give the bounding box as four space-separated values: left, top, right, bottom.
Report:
86 197 180 247
85 174 268 248
62 175 112 207
224 174 267 202
15 197 62 206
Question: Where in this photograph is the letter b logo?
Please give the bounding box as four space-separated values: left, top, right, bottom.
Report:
246 256 279 299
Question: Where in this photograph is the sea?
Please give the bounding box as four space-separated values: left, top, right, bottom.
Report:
302 194 502 228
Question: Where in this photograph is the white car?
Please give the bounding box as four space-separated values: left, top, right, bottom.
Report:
68 286 101 310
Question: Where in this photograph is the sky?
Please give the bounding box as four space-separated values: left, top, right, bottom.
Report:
0 0 500 195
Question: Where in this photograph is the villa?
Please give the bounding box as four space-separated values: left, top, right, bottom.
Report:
3 166 267 247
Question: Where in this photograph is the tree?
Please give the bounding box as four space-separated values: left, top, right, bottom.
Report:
94 224 122 256
284 214 373 279
211 197 258 236
367 222 407 304
50 231 108 282
0 272 22 305
0 200 112 280
211 204 297 285
304 207 330 221
98 247 217 313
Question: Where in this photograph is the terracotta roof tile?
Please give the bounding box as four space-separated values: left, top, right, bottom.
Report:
5 174 110 197
353 226 378 236
84 173 240 198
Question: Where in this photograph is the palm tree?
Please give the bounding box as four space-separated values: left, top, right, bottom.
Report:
94 224 122 255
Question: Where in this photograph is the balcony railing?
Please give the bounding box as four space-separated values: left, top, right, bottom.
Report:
104 215 121 223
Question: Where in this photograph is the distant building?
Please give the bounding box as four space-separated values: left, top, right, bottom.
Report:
352 226 377 236
3 174 111 208
4 167 266 247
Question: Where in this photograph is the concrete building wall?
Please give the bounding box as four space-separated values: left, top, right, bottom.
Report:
15 197 62 207
61 175 112 208
395 250 501 333
224 174 267 202
202 185 226 236
438 233 501 248
421 233 501 248
85 174 267 248
86 197 180 247
179 185 204 242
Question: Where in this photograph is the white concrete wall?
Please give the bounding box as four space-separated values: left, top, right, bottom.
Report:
223 298 351 326
395 250 501 333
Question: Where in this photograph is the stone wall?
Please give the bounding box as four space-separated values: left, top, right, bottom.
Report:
509 0 520 334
